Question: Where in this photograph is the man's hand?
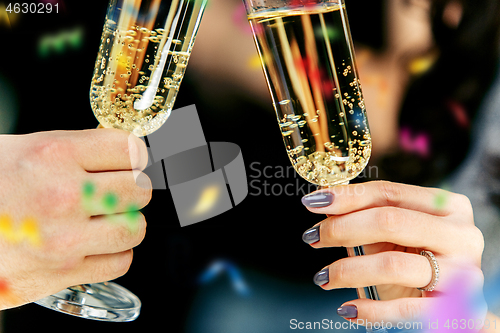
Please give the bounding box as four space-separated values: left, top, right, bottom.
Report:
0 129 152 310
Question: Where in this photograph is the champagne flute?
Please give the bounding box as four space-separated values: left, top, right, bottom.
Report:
242 0 386 331
35 0 207 321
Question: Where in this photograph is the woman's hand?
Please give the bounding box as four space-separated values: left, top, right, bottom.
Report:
0 129 152 310
301 181 487 327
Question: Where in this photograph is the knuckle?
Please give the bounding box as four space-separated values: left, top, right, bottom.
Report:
36 181 80 218
43 231 81 265
328 216 347 246
398 301 422 321
90 251 133 283
32 136 70 164
376 207 403 234
378 181 403 207
330 260 348 285
381 253 405 280
110 224 136 249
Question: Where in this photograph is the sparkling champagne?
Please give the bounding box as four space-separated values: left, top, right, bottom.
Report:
90 0 206 137
249 3 371 186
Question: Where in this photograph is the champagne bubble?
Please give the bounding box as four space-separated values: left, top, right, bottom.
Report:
296 156 307 165
324 142 335 150
359 140 370 146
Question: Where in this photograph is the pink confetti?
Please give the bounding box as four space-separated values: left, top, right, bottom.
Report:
400 127 431 158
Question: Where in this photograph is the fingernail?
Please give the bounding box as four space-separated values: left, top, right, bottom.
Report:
302 225 320 244
135 171 153 190
313 268 329 286
337 305 358 319
301 192 334 208
128 134 148 170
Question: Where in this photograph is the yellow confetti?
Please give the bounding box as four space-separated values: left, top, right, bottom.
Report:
409 53 438 76
20 218 42 247
0 215 42 247
0 215 16 243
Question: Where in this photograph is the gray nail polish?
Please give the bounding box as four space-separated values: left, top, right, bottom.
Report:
301 192 334 208
302 225 320 244
337 305 358 319
313 268 329 286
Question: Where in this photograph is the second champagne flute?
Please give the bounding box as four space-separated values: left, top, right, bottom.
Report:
242 0 387 331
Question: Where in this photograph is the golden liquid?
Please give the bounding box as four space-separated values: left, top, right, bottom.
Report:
90 0 206 137
249 4 371 186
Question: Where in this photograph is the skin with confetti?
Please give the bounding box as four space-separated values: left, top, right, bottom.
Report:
81 181 143 233
0 215 42 247
0 129 152 310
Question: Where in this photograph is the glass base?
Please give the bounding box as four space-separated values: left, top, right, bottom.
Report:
35 282 141 322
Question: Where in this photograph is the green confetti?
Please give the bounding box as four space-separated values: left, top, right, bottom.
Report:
102 192 119 211
434 192 448 210
82 181 96 199
124 204 141 232
314 25 339 40
81 181 142 233
125 204 140 222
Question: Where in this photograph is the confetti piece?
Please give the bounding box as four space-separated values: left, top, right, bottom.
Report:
102 192 119 211
400 127 431 158
409 53 437 76
0 215 42 247
82 181 142 233
38 27 84 58
0 279 9 294
20 218 42 247
434 192 449 210
82 181 96 198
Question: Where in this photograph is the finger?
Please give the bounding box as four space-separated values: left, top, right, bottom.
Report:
81 213 147 256
336 298 432 326
69 250 134 286
301 181 465 217
307 207 469 255
82 171 152 216
313 251 434 291
70 129 148 172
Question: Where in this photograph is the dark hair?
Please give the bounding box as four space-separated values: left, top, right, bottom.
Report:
370 0 500 185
